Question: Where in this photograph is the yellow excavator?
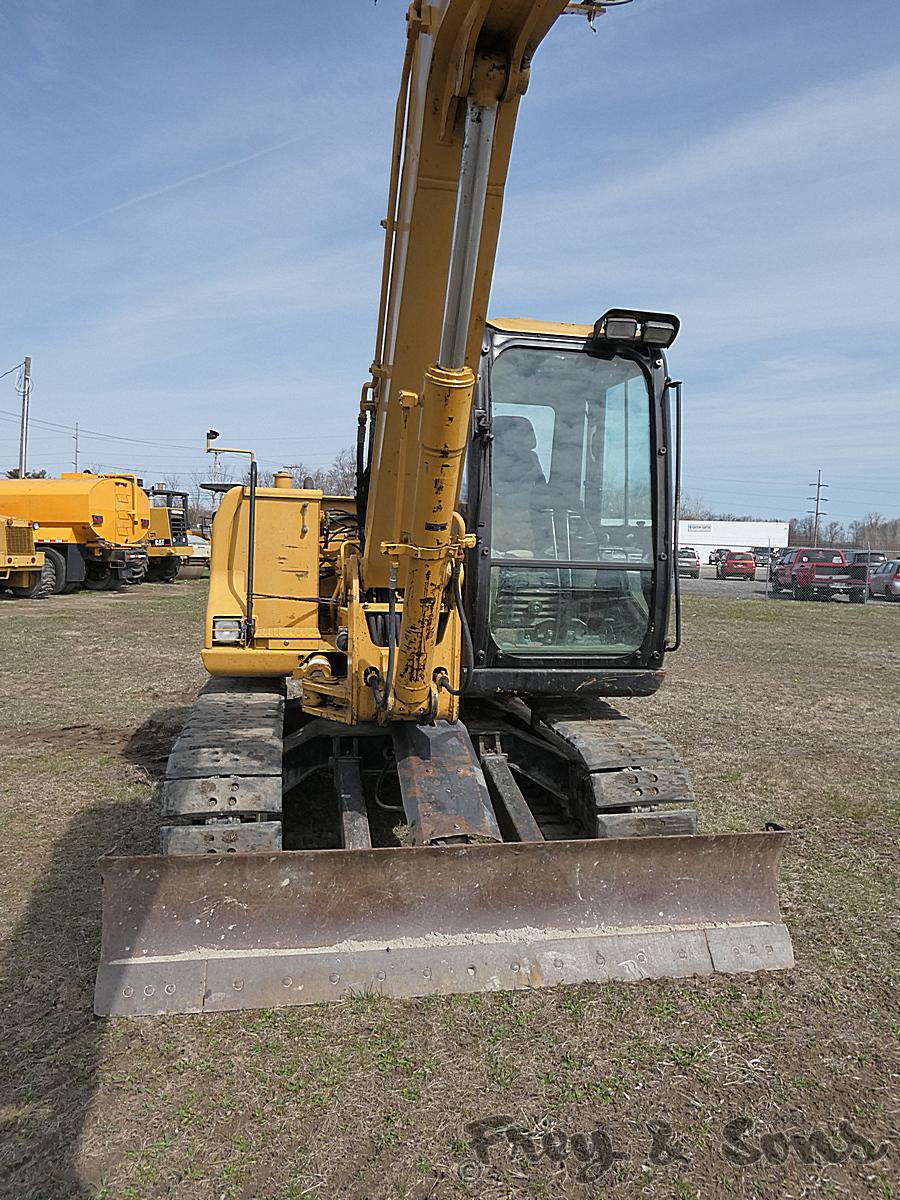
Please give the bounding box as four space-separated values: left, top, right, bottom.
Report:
96 0 792 1016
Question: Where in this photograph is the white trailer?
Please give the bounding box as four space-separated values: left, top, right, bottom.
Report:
678 520 790 561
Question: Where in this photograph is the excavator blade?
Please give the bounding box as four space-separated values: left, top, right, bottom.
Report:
95 831 792 1016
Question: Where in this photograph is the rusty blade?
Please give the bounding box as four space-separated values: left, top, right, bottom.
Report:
95 832 793 1016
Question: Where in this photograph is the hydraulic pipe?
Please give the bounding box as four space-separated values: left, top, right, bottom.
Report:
389 365 475 713
245 459 258 640
667 380 683 652
438 101 497 371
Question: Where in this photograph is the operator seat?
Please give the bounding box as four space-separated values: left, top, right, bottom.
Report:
491 415 551 556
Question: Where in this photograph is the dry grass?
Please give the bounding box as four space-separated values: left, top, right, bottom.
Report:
0 583 897 1199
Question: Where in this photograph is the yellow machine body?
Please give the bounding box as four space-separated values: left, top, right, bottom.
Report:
95 1 794 1018
202 480 460 725
0 473 151 548
0 515 44 587
145 508 192 569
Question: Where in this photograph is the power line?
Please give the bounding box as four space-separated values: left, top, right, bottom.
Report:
0 362 24 382
687 475 896 504
0 408 196 451
0 407 353 454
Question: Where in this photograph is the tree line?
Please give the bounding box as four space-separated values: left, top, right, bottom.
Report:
6 461 897 550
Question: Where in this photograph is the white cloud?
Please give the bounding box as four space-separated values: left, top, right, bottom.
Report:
492 59 900 357
2 5 898 516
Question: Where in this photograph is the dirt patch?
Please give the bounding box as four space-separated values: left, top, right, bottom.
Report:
0 723 128 753
0 585 897 1199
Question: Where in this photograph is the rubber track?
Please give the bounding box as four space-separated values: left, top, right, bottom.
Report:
529 698 697 833
160 676 286 854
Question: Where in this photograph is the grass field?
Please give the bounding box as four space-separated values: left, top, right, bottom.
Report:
0 582 897 1199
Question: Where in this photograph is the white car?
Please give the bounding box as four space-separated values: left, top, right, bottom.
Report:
185 533 211 563
677 546 701 578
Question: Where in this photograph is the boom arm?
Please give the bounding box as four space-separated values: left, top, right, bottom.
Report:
360 0 577 713
362 1 573 569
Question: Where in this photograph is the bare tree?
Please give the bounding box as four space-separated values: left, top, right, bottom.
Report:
679 491 715 520
274 447 356 495
848 511 888 550
820 519 847 547
317 446 356 495
238 446 356 497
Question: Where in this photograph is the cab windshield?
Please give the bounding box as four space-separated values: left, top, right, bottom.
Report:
489 346 655 656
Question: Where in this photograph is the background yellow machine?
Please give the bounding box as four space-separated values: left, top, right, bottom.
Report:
0 472 150 592
144 485 192 583
96 0 792 1016
0 516 47 598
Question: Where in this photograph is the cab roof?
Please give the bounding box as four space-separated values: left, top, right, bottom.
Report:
487 317 593 339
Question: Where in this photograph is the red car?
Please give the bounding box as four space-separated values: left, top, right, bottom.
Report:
716 551 756 580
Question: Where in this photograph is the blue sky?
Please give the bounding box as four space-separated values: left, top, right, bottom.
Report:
1 0 897 526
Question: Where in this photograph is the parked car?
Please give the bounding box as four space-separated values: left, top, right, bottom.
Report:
846 550 887 576
708 547 730 564
772 548 867 603
868 558 900 601
750 546 772 566
677 546 701 578
716 551 756 580
185 532 211 563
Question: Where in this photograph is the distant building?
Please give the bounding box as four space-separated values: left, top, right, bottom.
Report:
677 520 789 558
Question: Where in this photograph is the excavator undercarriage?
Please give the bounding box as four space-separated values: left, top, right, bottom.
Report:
96 681 791 1016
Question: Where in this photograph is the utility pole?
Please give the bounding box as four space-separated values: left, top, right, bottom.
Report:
17 356 31 477
807 468 829 547
74 422 79 471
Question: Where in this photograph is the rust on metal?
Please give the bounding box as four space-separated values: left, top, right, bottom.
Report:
392 720 502 844
481 752 544 842
96 831 793 1016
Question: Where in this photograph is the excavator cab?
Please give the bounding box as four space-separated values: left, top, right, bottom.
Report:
466 318 670 680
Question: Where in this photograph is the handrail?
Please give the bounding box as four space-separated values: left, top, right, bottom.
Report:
666 379 683 652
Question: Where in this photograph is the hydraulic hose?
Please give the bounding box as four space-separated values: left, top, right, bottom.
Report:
437 562 473 697
370 564 398 711
356 381 373 544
